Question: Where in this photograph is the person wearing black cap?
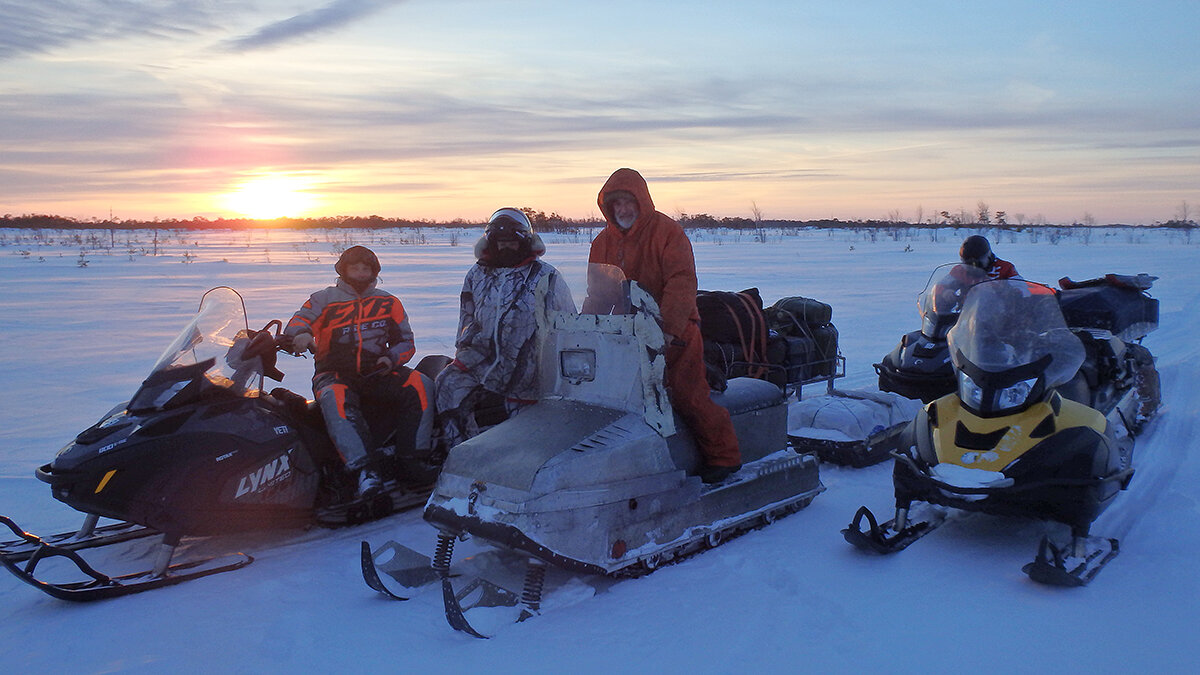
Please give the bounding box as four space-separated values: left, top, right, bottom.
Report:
433 208 575 455
284 245 434 498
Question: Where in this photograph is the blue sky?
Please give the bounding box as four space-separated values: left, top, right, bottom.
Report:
1 0 1197 223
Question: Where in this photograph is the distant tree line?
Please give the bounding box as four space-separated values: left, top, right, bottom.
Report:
1 210 1196 232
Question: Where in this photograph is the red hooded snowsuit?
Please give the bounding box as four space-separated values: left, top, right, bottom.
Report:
589 168 740 468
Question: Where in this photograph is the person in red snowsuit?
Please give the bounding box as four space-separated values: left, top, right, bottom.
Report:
588 168 741 483
959 234 1020 280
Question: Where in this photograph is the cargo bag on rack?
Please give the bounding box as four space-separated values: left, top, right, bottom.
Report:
697 289 770 389
765 296 840 381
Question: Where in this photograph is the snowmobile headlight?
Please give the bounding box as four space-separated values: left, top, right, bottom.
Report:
958 370 985 409
560 349 596 382
995 377 1038 411
958 369 1041 417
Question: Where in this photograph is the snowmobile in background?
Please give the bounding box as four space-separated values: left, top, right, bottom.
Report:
875 263 988 402
0 286 444 601
363 265 825 637
845 275 1161 586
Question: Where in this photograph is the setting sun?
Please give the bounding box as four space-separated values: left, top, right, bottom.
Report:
221 175 318 219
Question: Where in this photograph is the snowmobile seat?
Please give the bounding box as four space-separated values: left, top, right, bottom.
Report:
664 377 786 474
710 377 788 464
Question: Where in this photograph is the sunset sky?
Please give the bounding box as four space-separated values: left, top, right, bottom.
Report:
2 1 1197 224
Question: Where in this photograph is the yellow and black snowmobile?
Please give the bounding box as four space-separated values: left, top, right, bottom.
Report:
846 275 1160 586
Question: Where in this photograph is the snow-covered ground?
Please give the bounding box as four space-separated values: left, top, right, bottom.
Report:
1 226 1197 673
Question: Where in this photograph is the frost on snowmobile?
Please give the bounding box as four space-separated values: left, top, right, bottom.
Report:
875 263 988 403
378 265 824 636
846 275 1160 587
1 287 441 601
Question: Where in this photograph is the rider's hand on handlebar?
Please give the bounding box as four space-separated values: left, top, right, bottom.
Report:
291 333 315 354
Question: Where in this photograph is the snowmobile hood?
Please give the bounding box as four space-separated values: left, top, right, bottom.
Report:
928 390 1106 472
439 400 629 492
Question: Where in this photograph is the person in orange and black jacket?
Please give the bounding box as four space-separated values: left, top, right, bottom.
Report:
285 245 434 498
588 168 741 483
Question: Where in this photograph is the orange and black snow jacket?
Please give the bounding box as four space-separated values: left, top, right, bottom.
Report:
589 168 700 339
285 279 416 378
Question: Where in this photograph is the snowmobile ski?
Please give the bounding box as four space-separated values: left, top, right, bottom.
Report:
0 514 156 563
0 536 252 602
360 540 438 601
841 505 945 554
1022 535 1119 587
433 532 519 639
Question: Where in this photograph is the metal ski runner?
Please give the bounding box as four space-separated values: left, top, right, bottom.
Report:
841 505 946 555
434 532 519 639
0 532 252 602
360 540 439 601
1023 535 1120 587
0 514 156 563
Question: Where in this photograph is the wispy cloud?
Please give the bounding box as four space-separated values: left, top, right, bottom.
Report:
221 0 405 52
0 1 224 60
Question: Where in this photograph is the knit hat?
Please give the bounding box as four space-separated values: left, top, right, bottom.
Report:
335 245 381 279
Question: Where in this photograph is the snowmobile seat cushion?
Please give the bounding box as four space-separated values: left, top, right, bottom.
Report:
710 377 785 415
712 378 788 464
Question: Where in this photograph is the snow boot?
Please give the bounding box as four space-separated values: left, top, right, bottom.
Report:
356 468 383 499
699 464 741 484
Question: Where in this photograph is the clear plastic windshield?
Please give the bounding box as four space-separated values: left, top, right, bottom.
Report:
128 287 263 412
947 279 1085 388
580 263 632 316
917 263 989 339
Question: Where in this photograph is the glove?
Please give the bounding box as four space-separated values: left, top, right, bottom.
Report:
291 333 315 354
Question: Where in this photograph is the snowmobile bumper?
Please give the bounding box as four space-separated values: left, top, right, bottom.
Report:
891 451 1133 533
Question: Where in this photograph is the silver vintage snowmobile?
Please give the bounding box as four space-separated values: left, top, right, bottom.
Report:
366 265 825 636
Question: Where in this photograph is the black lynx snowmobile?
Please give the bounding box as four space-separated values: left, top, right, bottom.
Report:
1 286 443 601
875 263 988 402
845 274 1161 586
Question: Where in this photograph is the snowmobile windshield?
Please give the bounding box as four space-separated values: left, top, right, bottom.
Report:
948 279 1085 390
580 263 633 315
917 263 988 339
129 287 263 412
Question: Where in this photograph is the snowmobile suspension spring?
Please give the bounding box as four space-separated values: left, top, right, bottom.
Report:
432 532 455 573
520 561 547 614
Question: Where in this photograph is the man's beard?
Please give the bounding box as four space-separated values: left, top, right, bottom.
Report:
616 212 636 230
